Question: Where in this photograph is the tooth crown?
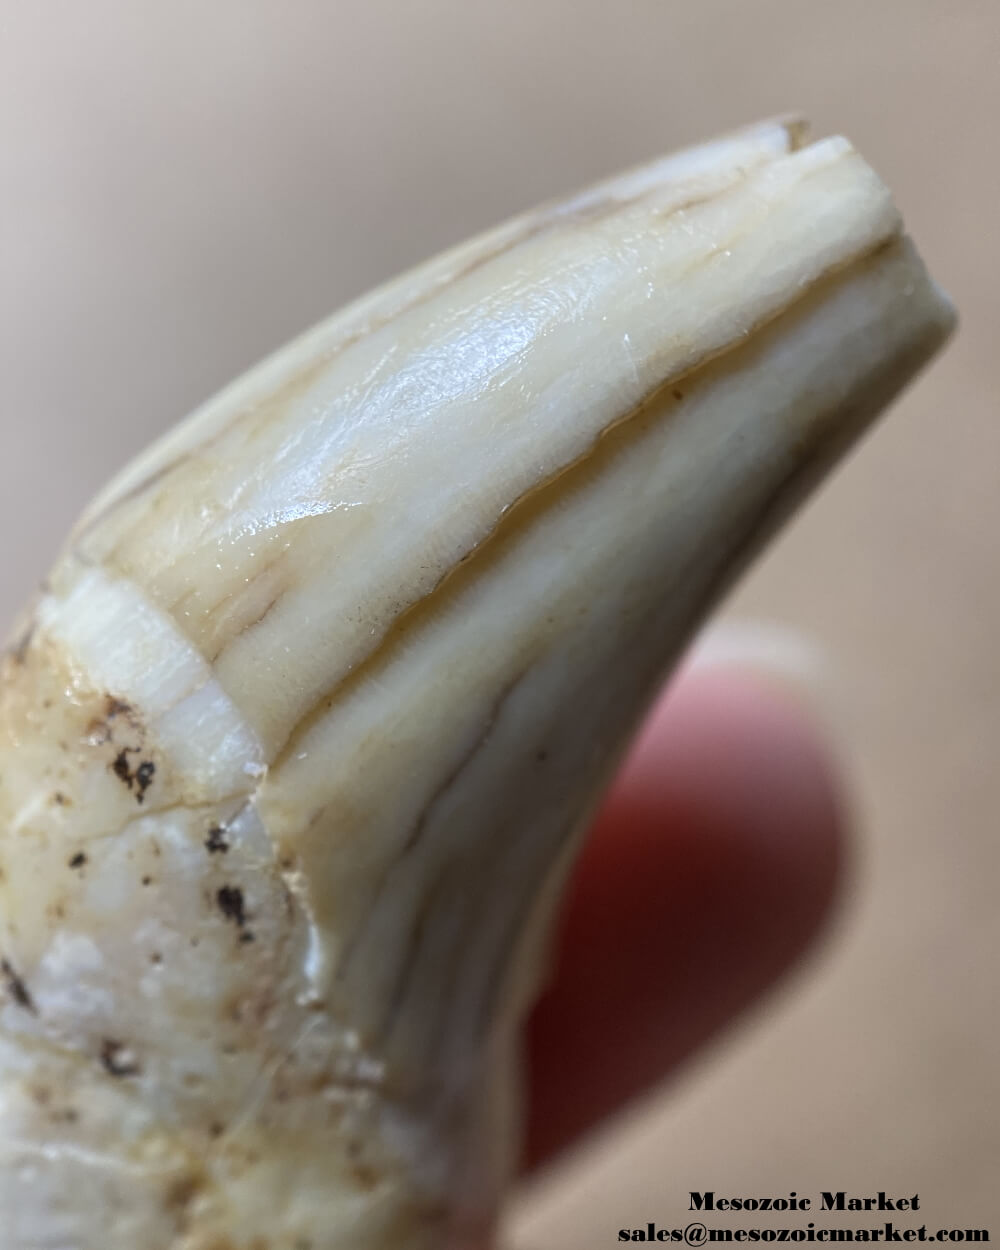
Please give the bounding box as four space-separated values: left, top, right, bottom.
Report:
0 119 953 1248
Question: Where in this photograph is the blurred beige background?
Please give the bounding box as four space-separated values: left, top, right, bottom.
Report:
2 0 996 1240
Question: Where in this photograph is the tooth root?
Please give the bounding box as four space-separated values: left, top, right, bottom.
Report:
0 120 954 1248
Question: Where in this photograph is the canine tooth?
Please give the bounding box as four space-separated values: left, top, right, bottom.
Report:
0 118 953 1248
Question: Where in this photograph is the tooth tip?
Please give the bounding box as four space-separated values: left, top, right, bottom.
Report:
736 112 810 151
774 113 811 150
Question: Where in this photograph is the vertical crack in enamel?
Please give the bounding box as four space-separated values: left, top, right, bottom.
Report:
347 668 532 1050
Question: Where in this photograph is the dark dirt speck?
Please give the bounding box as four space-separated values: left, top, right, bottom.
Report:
111 750 156 804
205 825 229 854
216 886 247 927
1 958 35 1012
134 760 155 801
100 1039 140 1078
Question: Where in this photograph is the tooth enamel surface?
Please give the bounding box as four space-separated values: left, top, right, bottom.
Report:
0 119 953 1248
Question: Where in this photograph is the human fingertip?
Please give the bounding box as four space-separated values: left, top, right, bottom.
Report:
523 646 852 1171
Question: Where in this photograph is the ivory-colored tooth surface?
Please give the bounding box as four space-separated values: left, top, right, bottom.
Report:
73 129 897 758
0 118 953 1248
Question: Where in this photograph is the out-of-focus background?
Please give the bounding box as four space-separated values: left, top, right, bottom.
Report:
2 1 996 1239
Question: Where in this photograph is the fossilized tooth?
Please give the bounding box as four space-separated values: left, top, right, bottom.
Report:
0 116 952 1248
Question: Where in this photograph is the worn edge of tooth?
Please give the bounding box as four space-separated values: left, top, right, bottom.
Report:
0 122 954 1250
